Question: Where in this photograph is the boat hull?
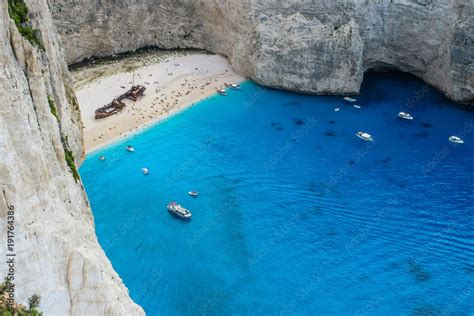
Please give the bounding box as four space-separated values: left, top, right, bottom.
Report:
356 132 373 142
167 208 192 220
95 99 126 119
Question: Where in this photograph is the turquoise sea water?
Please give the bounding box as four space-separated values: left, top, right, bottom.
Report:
80 72 474 315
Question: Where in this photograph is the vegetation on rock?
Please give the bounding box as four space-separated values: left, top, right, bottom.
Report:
0 279 42 315
47 96 59 122
62 137 80 182
7 0 45 50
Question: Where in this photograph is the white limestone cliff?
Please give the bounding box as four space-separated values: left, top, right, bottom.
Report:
0 0 144 314
51 0 473 105
0 0 472 315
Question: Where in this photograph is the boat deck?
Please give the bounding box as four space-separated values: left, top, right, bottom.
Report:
94 85 146 119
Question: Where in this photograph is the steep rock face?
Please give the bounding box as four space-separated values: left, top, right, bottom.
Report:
0 0 143 314
51 0 473 104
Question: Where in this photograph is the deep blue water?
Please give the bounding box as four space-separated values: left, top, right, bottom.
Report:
80 72 474 315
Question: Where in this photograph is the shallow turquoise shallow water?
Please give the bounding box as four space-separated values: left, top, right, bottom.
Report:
80 72 474 315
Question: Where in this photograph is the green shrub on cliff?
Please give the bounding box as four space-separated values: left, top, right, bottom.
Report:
0 279 42 315
47 96 59 122
7 0 45 50
61 137 80 183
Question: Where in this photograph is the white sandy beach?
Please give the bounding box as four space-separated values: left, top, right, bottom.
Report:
73 52 245 153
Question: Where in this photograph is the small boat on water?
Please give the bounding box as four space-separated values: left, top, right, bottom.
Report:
356 131 373 142
188 191 199 197
141 168 149 175
126 145 135 152
99 155 106 161
398 112 414 120
334 107 340 112
353 104 361 109
226 83 240 90
449 136 464 144
167 202 192 219
217 88 227 96
344 97 356 102
95 99 126 119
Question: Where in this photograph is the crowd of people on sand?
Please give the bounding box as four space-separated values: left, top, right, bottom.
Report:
90 60 237 146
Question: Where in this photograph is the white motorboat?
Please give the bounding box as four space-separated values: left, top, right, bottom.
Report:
217 89 227 96
99 155 106 161
353 104 361 109
141 168 149 175
167 202 192 219
188 191 199 197
344 97 356 102
334 107 340 112
226 83 240 90
449 136 464 144
126 145 135 152
356 131 373 142
398 112 414 120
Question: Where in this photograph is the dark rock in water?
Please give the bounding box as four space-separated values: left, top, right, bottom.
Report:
277 126 284 131
464 264 474 276
357 274 370 282
411 306 442 316
294 119 305 125
415 132 429 138
328 120 335 124
284 101 300 106
326 228 338 236
325 131 336 137
348 160 355 165
312 206 323 215
408 259 431 282
422 123 433 128
307 181 317 192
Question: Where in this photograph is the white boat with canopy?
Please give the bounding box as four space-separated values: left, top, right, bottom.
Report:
167 202 192 219
449 136 464 144
398 112 414 120
356 131 373 142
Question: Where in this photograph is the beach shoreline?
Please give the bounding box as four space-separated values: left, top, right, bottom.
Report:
72 51 245 153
